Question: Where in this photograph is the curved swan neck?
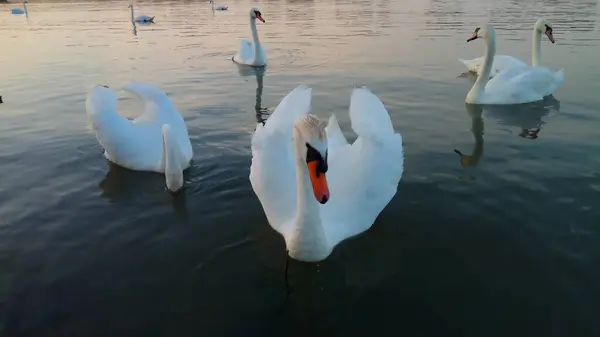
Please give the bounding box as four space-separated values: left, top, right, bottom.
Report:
290 127 328 256
250 17 261 55
468 29 495 101
532 27 542 67
162 125 184 193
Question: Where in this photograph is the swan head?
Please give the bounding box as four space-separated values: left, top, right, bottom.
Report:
250 8 265 23
128 4 133 8
294 115 329 204
535 19 555 44
466 24 495 42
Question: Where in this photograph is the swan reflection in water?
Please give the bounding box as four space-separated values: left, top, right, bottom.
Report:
454 96 560 174
98 161 189 218
234 63 268 124
132 21 137 36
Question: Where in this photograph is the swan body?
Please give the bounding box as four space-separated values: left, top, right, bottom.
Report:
465 24 564 105
128 4 154 23
210 0 228 11
249 85 404 262
233 8 266 67
85 83 193 193
460 19 557 77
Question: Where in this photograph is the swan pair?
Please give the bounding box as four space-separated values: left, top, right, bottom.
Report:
461 19 564 105
86 83 193 193
128 4 154 24
250 86 404 262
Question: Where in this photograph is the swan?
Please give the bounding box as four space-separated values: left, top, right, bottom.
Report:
10 0 27 14
128 4 154 24
85 83 193 193
249 85 404 262
210 0 228 11
233 8 266 67
464 24 564 105
459 19 557 77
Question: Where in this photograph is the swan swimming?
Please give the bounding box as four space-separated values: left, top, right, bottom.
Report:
249 85 404 262
210 0 228 11
128 4 155 24
85 83 193 193
233 8 266 67
464 24 564 105
459 19 557 77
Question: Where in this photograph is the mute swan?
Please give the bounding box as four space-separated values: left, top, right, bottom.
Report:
233 8 266 67
10 0 27 14
460 19 556 77
249 86 404 262
464 24 564 105
128 4 154 24
210 0 228 11
85 83 193 193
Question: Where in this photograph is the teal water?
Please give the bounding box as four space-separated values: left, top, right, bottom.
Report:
1 0 599 336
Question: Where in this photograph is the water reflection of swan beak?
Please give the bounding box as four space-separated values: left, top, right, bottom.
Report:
454 149 476 167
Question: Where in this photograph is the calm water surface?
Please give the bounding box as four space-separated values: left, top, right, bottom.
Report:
1 0 599 336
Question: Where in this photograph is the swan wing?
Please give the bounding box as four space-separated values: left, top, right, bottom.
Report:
485 66 564 104
325 114 350 158
233 40 255 65
86 85 162 171
250 86 312 238
459 55 528 76
321 87 404 247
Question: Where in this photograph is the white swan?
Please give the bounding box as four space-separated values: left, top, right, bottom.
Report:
459 19 557 77
210 0 228 11
10 0 27 15
249 86 404 262
85 83 193 193
233 8 266 67
464 24 564 105
128 4 154 23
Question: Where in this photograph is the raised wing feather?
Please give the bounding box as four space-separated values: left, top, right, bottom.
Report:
321 87 404 246
249 86 312 237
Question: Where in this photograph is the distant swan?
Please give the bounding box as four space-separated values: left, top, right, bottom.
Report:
459 19 557 77
250 86 404 262
233 8 266 67
85 83 193 193
210 0 228 11
128 4 154 23
464 24 564 105
10 0 27 14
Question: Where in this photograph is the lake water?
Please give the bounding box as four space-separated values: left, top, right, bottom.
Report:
1 0 599 335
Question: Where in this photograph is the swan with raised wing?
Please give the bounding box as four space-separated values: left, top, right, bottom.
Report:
128 4 154 23
464 24 564 105
85 83 193 193
233 8 266 67
459 19 557 77
249 86 404 262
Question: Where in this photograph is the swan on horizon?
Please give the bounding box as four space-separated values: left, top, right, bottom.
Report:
85 83 193 193
128 4 154 24
464 24 564 105
459 19 557 77
10 0 27 14
233 8 266 67
249 85 404 262
210 0 228 11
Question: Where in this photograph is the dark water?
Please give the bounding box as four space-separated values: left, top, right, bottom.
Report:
1 0 599 336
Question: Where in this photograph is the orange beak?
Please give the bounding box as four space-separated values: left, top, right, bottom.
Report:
545 30 555 44
307 161 329 204
256 13 265 23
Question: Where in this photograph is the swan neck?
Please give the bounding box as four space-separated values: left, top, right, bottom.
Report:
473 32 495 92
291 128 327 253
532 28 542 67
130 6 134 21
162 125 184 192
250 17 261 51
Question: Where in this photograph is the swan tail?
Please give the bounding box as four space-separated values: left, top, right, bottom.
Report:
349 87 396 140
161 124 184 193
149 16 155 22
262 85 311 133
